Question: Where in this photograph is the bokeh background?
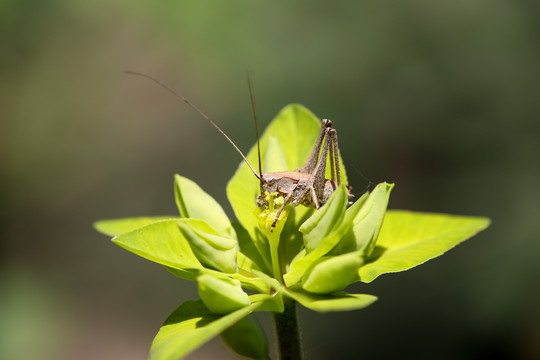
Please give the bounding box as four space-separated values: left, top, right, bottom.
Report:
1 1 539 359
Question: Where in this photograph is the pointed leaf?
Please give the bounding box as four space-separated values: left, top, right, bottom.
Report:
111 219 202 270
94 216 178 237
358 210 491 283
175 175 234 237
150 300 260 360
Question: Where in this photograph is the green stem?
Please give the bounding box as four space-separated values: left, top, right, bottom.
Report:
267 229 283 284
272 298 303 360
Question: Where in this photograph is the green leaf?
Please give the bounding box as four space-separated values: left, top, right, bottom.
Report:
226 104 348 241
263 135 289 173
94 216 178 237
285 286 377 313
177 221 238 273
220 315 269 360
358 210 491 283
150 300 260 360
175 175 234 238
111 219 202 270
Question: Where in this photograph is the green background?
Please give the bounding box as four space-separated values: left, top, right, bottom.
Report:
1 1 539 359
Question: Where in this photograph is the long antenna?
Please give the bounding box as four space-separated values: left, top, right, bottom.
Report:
246 71 263 179
126 71 261 180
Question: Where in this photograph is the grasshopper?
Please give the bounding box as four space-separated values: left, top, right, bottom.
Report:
126 71 353 229
256 118 349 228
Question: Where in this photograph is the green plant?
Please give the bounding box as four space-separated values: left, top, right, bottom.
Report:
95 104 490 360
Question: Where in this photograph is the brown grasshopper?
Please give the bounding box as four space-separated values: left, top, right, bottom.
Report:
256 118 349 228
126 71 353 229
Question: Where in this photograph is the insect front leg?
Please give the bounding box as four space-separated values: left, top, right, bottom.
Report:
271 186 296 229
270 177 300 229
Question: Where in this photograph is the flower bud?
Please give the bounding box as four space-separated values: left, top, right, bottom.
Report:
198 274 250 314
349 183 393 255
302 252 364 294
178 221 238 273
333 182 393 257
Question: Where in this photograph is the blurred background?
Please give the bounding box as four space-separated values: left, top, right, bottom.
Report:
1 1 539 359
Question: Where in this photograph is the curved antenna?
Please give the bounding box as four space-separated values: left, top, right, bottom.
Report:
246 71 263 180
349 163 374 194
126 71 261 180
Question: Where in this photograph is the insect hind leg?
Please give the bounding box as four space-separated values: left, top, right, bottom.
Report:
328 127 341 186
300 119 333 174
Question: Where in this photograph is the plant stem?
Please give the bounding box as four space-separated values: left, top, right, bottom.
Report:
269 233 282 284
272 298 303 360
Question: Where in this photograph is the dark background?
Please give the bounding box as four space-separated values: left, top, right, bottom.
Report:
1 1 539 359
